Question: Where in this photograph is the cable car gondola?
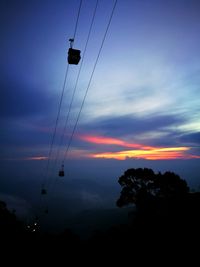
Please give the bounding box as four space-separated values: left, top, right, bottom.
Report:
44 208 49 214
68 38 81 65
41 188 47 195
59 164 65 177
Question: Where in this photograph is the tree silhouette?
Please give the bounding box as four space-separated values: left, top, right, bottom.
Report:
0 200 25 239
116 168 195 250
116 168 189 210
155 171 189 199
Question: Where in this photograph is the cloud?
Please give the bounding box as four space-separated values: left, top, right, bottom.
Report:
75 134 200 160
79 134 154 149
80 114 185 136
90 147 198 161
0 75 54 120
179 132 200 146
0 73 58 158
65 113 200 160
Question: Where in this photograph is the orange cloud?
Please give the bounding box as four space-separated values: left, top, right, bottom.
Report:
78 134 200 160
91 147 192 160
1 156 48 161
79 135 154 149
22 156 48 161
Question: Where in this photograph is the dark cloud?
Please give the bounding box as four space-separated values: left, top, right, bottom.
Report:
0 72 58 156
0 120 51 150
179 132 200 145
0 76 54 119
79 114 186 137
72 114 200 149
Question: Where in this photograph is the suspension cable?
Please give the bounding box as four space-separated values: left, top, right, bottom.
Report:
73 0 83 40
40 0 83 193
41 64 69 189
55 1 99 167
49 0 99 194
63 0 118 164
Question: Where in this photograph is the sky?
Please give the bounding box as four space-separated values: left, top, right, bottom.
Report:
1 0 200 233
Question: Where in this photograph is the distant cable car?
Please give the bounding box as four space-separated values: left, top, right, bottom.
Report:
44 208 49 214
59 163 65 177
68 38 81 65
41 188 47 195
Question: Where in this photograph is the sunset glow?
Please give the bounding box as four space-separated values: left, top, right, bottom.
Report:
91 148 192 160
79 135 155 150
79 134 199 160
24 156 48 161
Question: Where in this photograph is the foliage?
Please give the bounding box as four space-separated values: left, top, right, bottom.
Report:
0 200 26 239
116 168 189 209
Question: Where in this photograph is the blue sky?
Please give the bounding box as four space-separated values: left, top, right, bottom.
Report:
1 0 200 232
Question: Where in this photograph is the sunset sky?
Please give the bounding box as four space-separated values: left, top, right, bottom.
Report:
1 0 200 232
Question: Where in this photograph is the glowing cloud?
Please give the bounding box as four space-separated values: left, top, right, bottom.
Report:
1 156 48 161
78 134 200 160
91 147 193 160
25 156 48 161
79 135 154 149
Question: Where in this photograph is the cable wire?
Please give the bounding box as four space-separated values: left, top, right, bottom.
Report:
73 0 83 40
55 0 99 168
63 0 118 165
39 0 83 215
41 64 69 189
41 0 83 190
49 0 99 194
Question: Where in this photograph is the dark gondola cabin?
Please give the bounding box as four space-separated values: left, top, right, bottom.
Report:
41 189 47 195
44 208 49 214
59 164 65 177
68 48 81 65
59 170 64 177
